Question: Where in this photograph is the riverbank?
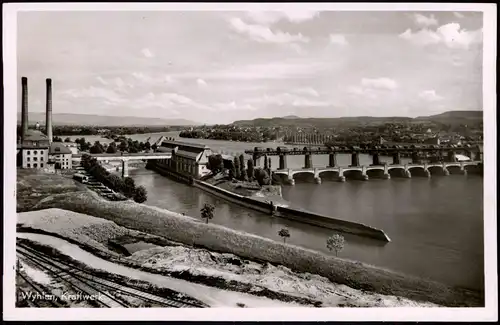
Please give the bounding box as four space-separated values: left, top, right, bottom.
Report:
16 170 483 307
17 208 439 307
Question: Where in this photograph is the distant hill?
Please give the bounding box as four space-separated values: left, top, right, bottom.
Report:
233 111 482 128
16 112 199 127
414 111 483 126
233 116 414 128
416 111 483 121
282 115 301 119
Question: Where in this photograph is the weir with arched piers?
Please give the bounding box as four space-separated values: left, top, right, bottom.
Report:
273 161 482 185
245 143 482 185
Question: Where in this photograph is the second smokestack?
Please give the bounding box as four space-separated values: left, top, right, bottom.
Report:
45 78 53 142
21 77 28 142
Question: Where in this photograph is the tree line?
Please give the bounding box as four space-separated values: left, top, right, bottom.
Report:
207 153 281 186
60 136 156 154
80 154 148 203
51 125 182 136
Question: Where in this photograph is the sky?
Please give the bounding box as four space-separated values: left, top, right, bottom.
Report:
17 10 484 124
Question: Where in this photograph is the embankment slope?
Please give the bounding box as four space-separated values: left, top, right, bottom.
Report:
16 171 483 307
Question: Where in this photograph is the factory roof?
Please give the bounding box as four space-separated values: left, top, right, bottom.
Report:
23 129 49 142
49 142 72 155
175 150 203 160
160 139 209 150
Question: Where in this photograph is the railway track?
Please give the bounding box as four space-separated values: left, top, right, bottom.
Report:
16 243 206 308
16 270 61 307
17 248 124 308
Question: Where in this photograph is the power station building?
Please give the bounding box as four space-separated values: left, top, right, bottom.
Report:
17 77 73 170
155 140 212 178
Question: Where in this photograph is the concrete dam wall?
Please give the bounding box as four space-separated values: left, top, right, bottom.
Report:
193 179 391 242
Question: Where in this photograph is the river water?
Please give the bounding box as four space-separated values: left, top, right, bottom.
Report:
67 131 484 291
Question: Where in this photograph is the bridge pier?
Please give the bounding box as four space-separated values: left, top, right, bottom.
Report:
338 168 346 182
442 164 450 176
304 153 312 169
382 164 390 179
392 152 401 165
328 152 337 167
121 160 129 178
447 150 457 162
371 152 381 166
279 155 287 170
361 166 369 181
411 151 421 164
314 176 322 184
350 152 360 167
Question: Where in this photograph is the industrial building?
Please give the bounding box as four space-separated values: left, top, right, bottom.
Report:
17 77 75 170
155 140 212 178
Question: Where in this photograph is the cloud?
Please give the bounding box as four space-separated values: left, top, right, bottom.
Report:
96 76 108 85
130 72 178 87
361 78 398 90
245 11 319 25
453 12 465 19
294 87 319 97
229 17 309 44
419 90 443 101
164 75 175 84
346 78 398 100
329 34 348 46
399 23 483 49
193 61 328 81
213 101 258 111
61 86 125 106
245 92 329 108
197 78 207 87
141 48 154 58
412 13 438 28
130 91 214 112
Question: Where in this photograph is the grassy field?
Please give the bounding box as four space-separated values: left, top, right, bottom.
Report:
16 170 484 307
16 169 86 212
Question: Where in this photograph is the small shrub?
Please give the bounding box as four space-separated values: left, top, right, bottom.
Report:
133 186 148 203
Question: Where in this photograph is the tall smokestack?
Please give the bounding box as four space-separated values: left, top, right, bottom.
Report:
45 78 53 142
21 77 28 142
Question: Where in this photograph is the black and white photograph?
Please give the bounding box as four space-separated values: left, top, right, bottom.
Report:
3 2 497 322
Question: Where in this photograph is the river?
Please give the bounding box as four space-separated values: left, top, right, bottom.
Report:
67 131 484 291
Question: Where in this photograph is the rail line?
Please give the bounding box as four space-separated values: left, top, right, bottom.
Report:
17 287 41 308
17 243 206 308
17 248 121 308
16 270 59 307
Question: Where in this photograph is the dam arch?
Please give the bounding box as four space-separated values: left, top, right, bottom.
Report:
427 166 447 176
318 170 340 181
343 169 364 181
388 167 406 178
292 171 316 183
408 166 428 177
366 169 386 179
